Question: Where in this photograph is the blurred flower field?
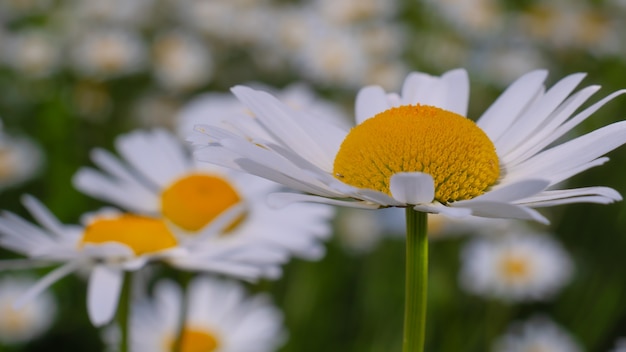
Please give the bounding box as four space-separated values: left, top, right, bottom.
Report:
2 0 626 351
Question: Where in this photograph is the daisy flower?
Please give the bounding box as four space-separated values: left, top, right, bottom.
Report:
72 128 334 261
192 68 626 224
493 315 582 352
0 275 56 345
0 121 43 191
0 196 287 327
459 228 573 302
131 276 285 352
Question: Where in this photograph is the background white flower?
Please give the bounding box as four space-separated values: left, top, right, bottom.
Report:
0 275 56 345
132 276 285 352
0 121 43 191
459 226 573 302
493 315 583 352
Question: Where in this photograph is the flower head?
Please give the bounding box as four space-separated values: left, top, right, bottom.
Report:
192 69 626 224
73 128 334 261
131 276 285 352
0 122 43 191
0 195 294 326
0 275 56 345
459 226 573 302
493 315 582 352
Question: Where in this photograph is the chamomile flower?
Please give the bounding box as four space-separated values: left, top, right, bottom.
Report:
0 123 43 191
0 197 287 327
0 197 179 326
459 229 573 302
493 315 582 352
192 69 626 224
131 276 285 352
0 275 56 345
73 129 334 262
152 30 214 92
71 28 147 79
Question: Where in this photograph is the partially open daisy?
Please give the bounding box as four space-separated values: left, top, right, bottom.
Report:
131 276 285 352
192 69 626 224
0 196 289 327
73 128 334 261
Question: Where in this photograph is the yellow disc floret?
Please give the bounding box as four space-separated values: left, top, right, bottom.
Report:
166 327 220 352
80 214 178 256
161 174 243 232
333 105 499 203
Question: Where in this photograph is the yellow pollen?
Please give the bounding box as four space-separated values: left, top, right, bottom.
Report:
80 214 177 256
333 105 499 203
167 328 220 352
499 255 530 282
161 174 243 232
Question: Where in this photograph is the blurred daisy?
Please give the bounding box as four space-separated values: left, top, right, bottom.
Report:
0 123 43 191
0 196 288 327
73 129 334 261
193 69 626 224
0 275 56 345
459 228 573 302
294 27 368 87
152 30 214 92
71 28 147 79
2 30 62 78
132 276 285 352
493 315 582 352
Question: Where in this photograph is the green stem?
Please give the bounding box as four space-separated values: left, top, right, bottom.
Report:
403 209 428 352
172 272 194 352
117 272 133 352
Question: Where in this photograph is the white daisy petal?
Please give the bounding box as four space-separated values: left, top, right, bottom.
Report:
464 179 550 203
457 201 549 224
267 192 379 209
389 172 435 205
231 86 336 170
477 70 548 140
14 261 80 309
518 186 622 207
413 203 472 217
495 73 586 155
87 265 124 327
439 68 470 116
514 121 626 184
355 85 391 124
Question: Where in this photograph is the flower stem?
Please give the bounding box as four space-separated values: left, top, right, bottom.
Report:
118 272 133 352
403 208 428 352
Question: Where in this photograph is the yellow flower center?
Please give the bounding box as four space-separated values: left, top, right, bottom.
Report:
167 328 220 352
499 254 530 282
80 214 178 256
333 105 499 203
161 174 243 232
